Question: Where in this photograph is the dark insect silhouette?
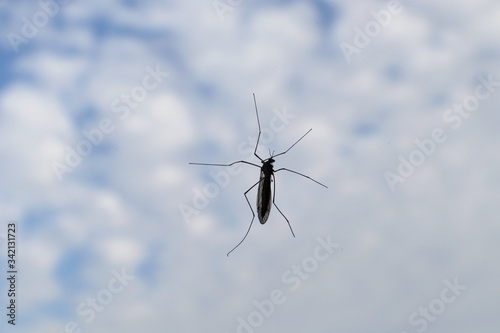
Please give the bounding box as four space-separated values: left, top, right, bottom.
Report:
190 94 327 256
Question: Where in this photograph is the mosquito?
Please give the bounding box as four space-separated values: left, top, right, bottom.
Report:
190 94 327 256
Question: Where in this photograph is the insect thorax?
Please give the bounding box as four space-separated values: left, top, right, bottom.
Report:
261 158 275 175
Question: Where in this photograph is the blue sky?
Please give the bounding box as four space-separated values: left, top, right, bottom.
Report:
1 0 500 332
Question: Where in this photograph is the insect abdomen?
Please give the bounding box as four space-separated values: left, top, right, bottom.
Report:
257 171 272 224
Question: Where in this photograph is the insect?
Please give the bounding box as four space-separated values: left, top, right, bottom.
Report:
190 94 327 256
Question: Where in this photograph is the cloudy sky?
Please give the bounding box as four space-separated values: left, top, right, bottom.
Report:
1 0 499 332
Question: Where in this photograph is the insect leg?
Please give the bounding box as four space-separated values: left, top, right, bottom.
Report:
227 179 261 256
190 160 261 168
274 168 328 188
252 93 265 162
271 173 295 237
272 128 312 159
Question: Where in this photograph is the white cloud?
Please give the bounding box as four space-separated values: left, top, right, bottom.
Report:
1 0 500 332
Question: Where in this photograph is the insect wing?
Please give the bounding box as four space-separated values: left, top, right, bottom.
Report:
257 170 272 224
